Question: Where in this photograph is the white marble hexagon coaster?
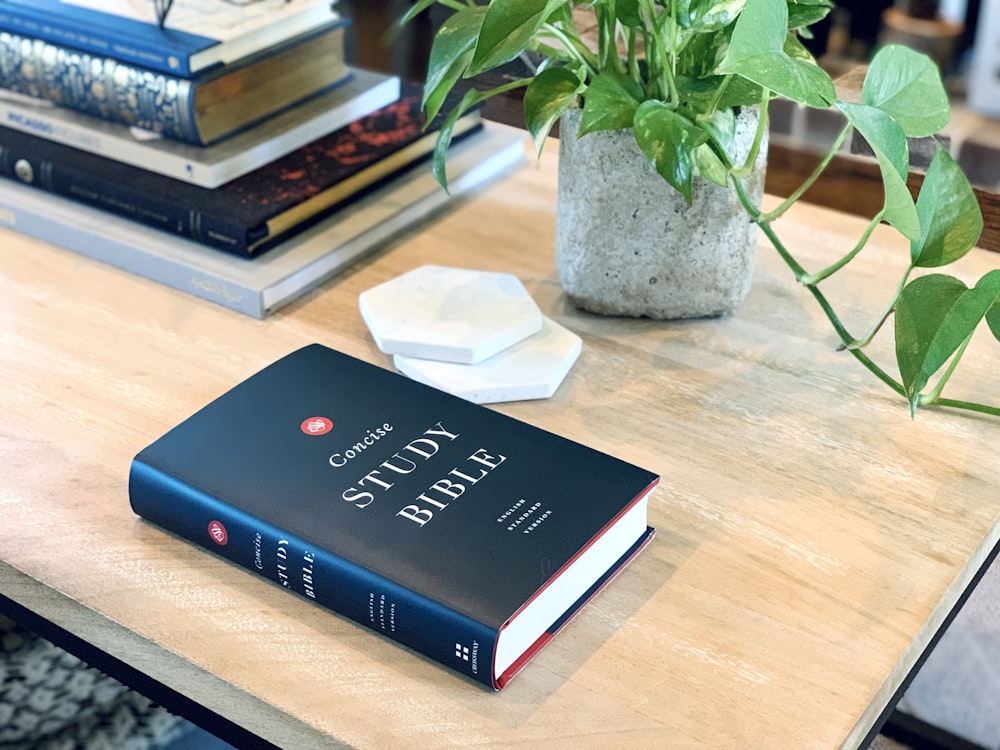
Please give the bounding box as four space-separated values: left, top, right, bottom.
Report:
392 317 582 404
359 265 544 364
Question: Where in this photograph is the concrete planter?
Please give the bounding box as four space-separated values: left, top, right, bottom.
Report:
555 106 767 319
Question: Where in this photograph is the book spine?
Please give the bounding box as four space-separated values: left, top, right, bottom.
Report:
0 3 197 76
128 458 500 688
0 141 254 255
0 32 201 144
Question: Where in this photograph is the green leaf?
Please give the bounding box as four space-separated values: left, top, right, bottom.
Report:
912 146 984 267
431 87 490 192
468 0 563 76
678 29 729 79
716 76 766 110
523 67 581 152
895 271 1000 412
397 0 442 28
786 0 834 30
682 0 747 30
615 0 643 28
722 0 785 54
895 274 965 411
694 143 730 186
671 71 760 115
988 303 1000 342
938 269 1000 352
429 73 531 192
422 6 487 121
783 29 819 66
634 101 710 203
579 69 644 136
862 45 950 137
838 103 909 177
837 101 920 240
701 106 736 158
717 0 835 107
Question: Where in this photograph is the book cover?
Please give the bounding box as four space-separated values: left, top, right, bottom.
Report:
0 21 350 145
0 68 401 188
0 83 481 257
0 0 338 78
0 122 528 318
128 343 659 689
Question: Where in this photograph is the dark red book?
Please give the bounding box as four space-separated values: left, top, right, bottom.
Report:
0 83 482 258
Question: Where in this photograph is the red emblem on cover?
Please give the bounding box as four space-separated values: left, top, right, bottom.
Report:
301 416 333 435
208 520 228 546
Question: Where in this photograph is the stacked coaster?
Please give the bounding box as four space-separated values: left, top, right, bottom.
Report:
359 265 581 403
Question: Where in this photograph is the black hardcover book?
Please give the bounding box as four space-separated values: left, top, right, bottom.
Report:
129 344 659 689
0 83 481 258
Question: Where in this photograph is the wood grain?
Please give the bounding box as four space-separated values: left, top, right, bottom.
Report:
1 140 999 749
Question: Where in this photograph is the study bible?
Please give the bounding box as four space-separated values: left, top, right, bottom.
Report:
128 344 658 689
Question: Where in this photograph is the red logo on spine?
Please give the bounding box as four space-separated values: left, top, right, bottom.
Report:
208 520 228 546
301 416 333 435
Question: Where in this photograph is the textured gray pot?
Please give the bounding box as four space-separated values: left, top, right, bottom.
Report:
556 106 767 319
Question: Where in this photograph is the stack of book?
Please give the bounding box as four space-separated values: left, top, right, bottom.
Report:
0 0 527 318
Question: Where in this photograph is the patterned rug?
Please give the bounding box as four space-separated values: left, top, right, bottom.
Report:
0 615 192 750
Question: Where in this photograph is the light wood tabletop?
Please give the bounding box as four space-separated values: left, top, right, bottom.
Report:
2 138 999 749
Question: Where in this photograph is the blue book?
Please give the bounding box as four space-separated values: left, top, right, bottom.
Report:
0 0 339 77
0 19 350 145
128 344 658 689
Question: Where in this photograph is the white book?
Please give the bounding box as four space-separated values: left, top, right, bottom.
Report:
0 124 527 319
0 68 400 188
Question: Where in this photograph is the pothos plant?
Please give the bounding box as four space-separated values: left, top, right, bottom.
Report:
401 0 999 418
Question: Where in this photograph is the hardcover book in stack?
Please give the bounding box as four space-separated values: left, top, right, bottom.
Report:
0 0 526 317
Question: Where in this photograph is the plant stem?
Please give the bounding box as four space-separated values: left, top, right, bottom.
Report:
639 0 679 104
843 264 912 350
704 75 733 119
626 25 640 80
761 124 852 222
920 333 974 406
668 0 681 103
740 178 1000 417
540 23 598 76
731 88 771 179
733 178 907 397
926 399 1000 417
799 210 885 286
733 179 804 276
918 335 1000 416
591 1 617 74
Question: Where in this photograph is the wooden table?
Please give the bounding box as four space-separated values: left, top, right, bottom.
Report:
2 140 999 749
